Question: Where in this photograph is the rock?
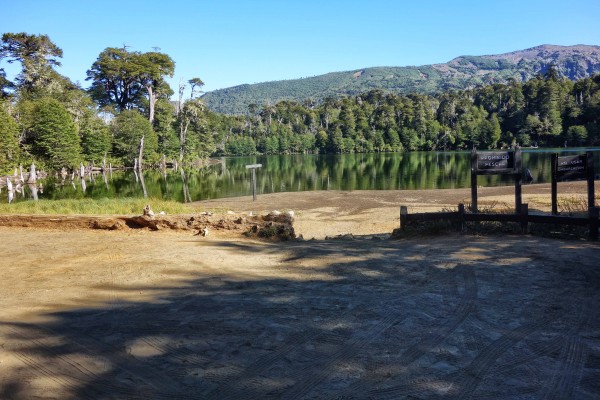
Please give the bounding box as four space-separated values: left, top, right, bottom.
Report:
90 219 124 230
194 227 209 237
263 210 292 223
143 204 154 218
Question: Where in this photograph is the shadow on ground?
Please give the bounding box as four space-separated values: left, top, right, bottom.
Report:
2 235 600 399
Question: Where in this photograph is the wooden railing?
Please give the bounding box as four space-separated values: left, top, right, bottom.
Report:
399 204 600 241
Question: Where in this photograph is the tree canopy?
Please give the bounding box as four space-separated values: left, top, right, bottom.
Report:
86 47 174 123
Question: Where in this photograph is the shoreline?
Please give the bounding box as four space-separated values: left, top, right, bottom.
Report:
0 181 595 239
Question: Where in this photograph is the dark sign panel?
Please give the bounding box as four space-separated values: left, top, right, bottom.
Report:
556 154 587 181
477 151 514 172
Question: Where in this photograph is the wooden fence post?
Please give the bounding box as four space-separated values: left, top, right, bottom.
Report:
587 151 595 210
458 203 465 232
590 207 599 241
520 203 529 234
470 148 478 213
514 148 522 214
551 153 558 215
400 206 408 229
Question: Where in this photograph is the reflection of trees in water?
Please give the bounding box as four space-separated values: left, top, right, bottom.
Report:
180 168 191 203
11 150 599 203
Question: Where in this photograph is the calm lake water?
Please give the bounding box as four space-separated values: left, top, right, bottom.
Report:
8 149 600 203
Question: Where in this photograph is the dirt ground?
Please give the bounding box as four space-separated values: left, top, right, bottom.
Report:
196 180 598 239
1 183 600 399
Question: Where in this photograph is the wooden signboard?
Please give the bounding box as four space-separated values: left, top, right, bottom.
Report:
556 154 587 181
476 151 515 172
471 148 522 213
551 152 595 214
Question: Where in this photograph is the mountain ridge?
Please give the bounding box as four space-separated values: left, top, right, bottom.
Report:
202 44 600 115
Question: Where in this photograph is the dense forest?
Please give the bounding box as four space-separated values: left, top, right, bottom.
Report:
1 33 600 174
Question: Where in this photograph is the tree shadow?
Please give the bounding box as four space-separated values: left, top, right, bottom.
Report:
1 236 600 399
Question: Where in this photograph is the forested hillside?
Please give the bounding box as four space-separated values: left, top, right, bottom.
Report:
210 70 600 156
202 45 600 115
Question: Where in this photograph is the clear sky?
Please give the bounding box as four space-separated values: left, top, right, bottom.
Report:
2 0 599 95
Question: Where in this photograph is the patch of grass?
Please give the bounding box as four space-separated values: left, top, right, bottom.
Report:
0 197 192 215
558 195 589 216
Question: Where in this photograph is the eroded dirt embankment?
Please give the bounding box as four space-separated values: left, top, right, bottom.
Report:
0 211 295 240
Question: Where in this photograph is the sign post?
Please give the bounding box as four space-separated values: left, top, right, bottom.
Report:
471 148 521 213
245 164 262 201
551 151 595 214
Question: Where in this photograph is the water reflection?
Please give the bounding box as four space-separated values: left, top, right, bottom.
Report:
6 149 600 203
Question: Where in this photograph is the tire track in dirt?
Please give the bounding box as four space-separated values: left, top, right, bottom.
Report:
277 314 404 400
543 334 588 400
200 264 446 400
265 266 475 400
351 266 477 399
2 324 198 399
454 261 598 399
541 279 595 400
444 313 557 400
200 307 396 400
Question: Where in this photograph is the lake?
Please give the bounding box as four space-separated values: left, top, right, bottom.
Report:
7 149 600 203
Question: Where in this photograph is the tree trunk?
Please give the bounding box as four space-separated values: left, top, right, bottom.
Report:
27 163 37 184
147 85 156 123
179 120 190 162
138 135 145 170
177 79 185 116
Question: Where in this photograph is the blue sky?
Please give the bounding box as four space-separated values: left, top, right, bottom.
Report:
1 0 599 95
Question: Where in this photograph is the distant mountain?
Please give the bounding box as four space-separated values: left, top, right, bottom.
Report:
201 44 600 115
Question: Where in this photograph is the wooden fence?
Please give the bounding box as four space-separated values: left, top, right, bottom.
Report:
400 204 600 241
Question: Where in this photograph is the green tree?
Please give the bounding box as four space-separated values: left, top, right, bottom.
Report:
30 98 81 168
188 77 204 99
0 68 14 98
566 125 587 146
0 102 20 168
135 51 175 123
153 98 178 157
87 47 175 122
177 98 205 161
1 33 63 97
87 47 142 111
111 110 158 165
80 114 111 163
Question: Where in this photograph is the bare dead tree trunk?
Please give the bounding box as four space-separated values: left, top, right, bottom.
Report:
138 135 145 170
27 163 37 184
6 177 14 204
179 119 190 162
177 79 185 116
29 183 39 201
147 86 156 123
139 169 148 198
